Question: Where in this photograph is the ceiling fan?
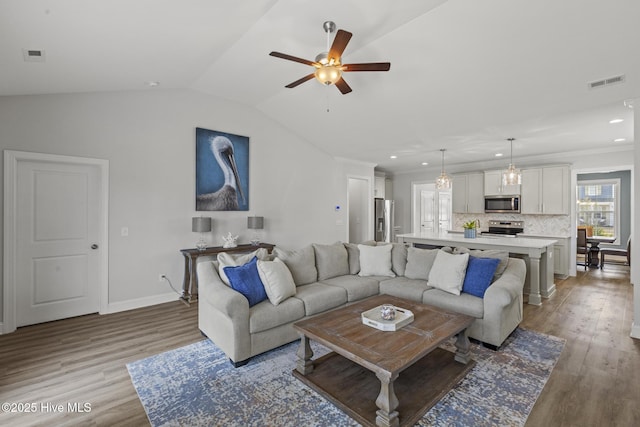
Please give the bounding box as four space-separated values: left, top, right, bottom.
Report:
269 21 391 95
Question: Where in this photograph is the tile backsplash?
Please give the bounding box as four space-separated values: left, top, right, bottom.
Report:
453 213 571 237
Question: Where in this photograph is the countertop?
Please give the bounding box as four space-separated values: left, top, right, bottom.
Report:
447 230 570 240
397 231 557 249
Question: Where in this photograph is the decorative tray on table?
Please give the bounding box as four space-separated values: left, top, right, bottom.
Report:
361 305 414 331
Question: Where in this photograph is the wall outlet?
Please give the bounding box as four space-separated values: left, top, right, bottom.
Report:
159 274 166 282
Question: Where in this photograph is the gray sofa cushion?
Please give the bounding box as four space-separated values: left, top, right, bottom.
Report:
313 243 349 280
386 242 409 276
249 297 305 333
422 289 484 318
321 275 381 302
273 245 317 286
404 247 438 280
453 247 509 280
379 277 432 302
294 283 348 315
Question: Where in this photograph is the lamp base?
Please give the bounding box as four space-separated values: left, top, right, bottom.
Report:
196 236 207 251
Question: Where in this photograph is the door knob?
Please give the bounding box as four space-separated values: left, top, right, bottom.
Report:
91 244 99 250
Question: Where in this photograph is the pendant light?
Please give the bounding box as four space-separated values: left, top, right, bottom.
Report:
502 138 521 185
435 148 452 190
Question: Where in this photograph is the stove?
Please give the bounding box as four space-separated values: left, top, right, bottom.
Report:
481 220 524 237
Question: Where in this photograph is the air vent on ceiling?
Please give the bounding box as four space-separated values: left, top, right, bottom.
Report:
588 74 625 90
22 49 46 62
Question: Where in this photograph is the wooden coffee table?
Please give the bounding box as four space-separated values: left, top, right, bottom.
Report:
293 294 475 427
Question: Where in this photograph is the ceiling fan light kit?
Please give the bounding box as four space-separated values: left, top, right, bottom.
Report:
269 21 390 94
502 138 522 186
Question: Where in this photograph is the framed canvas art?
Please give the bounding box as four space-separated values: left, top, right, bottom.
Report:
195 127 249 211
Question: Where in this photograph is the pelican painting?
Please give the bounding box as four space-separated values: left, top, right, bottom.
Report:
196 128 249 211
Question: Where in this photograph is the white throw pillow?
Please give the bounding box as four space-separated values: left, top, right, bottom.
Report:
218 248 269 286
427 250 469 295
256 258 297 306
357 244 396 277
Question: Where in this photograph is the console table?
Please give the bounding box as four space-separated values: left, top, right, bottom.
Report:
179 243 275 304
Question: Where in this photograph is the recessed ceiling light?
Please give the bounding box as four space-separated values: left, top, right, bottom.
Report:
390 155 397 159
421 162 428 166
495 153 503 157
146 81 160 87
614 138 626 142
609 118 624 124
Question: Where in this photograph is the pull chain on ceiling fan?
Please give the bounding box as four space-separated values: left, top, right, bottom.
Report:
269 21 391 94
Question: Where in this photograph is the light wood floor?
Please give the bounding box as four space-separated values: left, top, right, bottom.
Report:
0 301 202 426
0 265 637 427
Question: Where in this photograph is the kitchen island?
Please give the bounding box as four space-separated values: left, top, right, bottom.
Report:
396 232 557 306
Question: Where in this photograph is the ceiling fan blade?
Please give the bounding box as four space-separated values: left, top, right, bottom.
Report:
269 51 317 67
328 30 353 61
285 73 315 88
343 62 391 72
335 77 352 95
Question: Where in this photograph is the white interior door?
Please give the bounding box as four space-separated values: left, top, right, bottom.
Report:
439 192 452 231
420 189 435 232
412 182 452 234
8 153 105 327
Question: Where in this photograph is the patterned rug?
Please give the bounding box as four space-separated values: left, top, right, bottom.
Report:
127 328 564 427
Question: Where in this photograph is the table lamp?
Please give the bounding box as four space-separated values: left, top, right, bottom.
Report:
247 216 264 246
192 216 212 251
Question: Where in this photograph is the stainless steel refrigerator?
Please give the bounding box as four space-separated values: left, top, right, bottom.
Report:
374 198 394 242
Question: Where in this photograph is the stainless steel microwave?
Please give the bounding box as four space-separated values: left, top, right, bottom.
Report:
484 195 520 213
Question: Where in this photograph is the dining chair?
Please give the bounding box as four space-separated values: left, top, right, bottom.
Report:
576 228 590 270
600 235 631 269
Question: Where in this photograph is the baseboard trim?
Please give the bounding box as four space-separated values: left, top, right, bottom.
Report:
631 322 640 340
104 292 180 314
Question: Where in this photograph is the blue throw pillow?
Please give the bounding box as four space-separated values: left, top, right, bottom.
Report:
224 257 267 307
462 256 500 298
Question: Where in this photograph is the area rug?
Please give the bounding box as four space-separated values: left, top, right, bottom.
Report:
127 328 564 427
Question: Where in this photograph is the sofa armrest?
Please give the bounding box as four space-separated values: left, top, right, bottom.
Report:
197 260 249 319
484 258 526 308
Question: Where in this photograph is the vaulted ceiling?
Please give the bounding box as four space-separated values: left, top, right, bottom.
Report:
1 0 637 173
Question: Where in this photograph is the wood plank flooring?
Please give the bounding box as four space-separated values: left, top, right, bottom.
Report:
0 301 201 427
523 264 639 427
0 265 637 426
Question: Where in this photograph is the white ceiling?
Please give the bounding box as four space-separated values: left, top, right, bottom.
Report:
1 0 637 173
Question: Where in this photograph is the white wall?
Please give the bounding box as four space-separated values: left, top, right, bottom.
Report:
0 89 371 318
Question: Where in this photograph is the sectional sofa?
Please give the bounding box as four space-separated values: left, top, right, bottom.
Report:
197 242 526 367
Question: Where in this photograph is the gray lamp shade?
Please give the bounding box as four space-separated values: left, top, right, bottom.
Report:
247 216 264 230
192 217 212 233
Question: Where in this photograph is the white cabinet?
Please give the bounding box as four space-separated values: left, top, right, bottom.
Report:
453 173 484 213
520 166 569 215
552 238 570 277
484 170 520 195
520 235 570 278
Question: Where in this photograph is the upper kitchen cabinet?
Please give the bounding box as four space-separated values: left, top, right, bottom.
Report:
484 170 521 196
521 165 570 215
453 173 484 213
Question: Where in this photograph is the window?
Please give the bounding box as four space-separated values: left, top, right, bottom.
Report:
576 179 619 238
